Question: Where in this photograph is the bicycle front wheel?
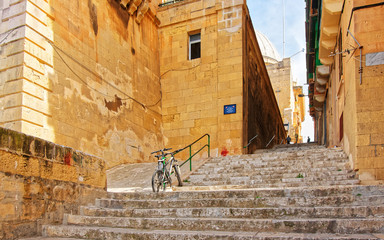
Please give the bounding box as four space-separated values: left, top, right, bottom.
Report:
152 170 163 192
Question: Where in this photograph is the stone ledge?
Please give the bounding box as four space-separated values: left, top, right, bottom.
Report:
0 172 107 239
0 127 105 171
0 126 107 239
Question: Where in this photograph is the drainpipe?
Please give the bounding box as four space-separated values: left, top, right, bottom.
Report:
347 30 363 85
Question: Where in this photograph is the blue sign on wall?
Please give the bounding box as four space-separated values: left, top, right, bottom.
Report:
224 104 237 115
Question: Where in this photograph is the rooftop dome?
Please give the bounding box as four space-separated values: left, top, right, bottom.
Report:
255 31 281 64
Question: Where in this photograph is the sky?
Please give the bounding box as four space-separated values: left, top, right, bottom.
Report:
247 0 315 141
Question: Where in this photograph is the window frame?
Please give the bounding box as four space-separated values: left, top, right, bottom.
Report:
189 32 201 60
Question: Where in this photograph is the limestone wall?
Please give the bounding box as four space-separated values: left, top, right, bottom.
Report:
267 58 296 137
0 127 106 239
353 1 384 183
0 0 163 169
158 0 245 156
243 10 286 153
325 0 384 183
293 86 305 142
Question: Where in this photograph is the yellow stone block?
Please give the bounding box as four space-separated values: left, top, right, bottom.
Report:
25 40 53 67
0 66 23 82
357 122 384 135
1 107 22 123
357 110 384 124
2 39 24 56
376 169 384 181
0 52 24 71
26 1 48 24
2 93 22 109
357 134 371 146
356 146 376 158
0 203 16 218
27 0 53 18
25 26 50 50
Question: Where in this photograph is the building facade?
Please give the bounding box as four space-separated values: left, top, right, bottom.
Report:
256 32 305 142
293 85 305 143
306 0 384 183
0 0 164 169
0 0 284 169
158 0 285 155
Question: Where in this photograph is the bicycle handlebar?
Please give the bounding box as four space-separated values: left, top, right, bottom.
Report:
155 152 172 159
151 148 183 160
151 148 172 155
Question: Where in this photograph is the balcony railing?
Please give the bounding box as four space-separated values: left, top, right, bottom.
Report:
159 0 186 7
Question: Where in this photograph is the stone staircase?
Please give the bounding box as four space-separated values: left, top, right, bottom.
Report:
183 144 359 189
22 144 384 239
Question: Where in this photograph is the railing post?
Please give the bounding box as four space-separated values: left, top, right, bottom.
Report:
266 135 276 148
189 145 192 171
208 134 210 157
176 133 211 171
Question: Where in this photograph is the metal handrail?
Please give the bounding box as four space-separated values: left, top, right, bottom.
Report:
244 134 258 148
266 135 276 148
175 134 210 171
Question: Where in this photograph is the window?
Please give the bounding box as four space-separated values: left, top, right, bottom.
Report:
189 33 201 60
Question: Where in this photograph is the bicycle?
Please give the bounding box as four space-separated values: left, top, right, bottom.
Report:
151 148 183 192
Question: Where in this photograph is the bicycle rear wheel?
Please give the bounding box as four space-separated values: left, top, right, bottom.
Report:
152 170 163 192
174 165 183 187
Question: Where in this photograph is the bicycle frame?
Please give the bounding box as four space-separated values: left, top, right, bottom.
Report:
158 155 176 184
151 148 182 192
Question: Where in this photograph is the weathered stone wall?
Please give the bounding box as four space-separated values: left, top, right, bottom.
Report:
0 0 163 169
243 10 286 153
157 0 285 156
0 127 107 239
325 0 384 183
158 0 245 157
267 58 295 137
293 86 305 143
353 1 384 183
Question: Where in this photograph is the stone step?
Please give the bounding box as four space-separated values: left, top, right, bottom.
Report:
188 171 357 181
249 152 348 159
193 166 353 176
187 175 357 184
211 150 346 158
187 175 359 182
192 171 352 178
204 157 349 165
255 145 340 152
21 238 83 240
195 163 350 170
196 162 350 171
64 214 384 234
41 225 384 240
96 195 384 209
107 185 384 200
30 145 384 239
81 205 384 219
184 179 360 188
189 164 355 173
218 149 346 158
